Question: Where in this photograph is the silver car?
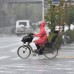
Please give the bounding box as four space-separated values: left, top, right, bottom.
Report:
15 20 33 36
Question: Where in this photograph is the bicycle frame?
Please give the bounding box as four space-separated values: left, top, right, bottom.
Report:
23 42 34 52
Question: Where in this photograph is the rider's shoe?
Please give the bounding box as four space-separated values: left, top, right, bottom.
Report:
38 47 44 55
33 49 44 55
38 51 43 55
33 49 39 54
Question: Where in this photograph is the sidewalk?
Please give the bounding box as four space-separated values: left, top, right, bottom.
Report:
56 44 74 59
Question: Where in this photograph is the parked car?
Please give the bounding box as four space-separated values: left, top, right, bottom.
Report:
15 20 33 36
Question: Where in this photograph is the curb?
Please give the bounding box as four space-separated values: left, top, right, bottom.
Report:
56 56 74 59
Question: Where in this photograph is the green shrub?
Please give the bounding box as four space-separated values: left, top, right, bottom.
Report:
48 32 55 42
55 33 62 46
66 30 74 42
48 32 62 46
47 32 62 50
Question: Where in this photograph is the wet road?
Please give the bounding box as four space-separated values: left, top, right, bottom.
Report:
0 35 74 74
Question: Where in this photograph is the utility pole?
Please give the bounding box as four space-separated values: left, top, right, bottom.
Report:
42 0 44 20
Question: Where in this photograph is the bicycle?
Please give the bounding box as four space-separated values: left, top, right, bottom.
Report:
62 32 70 44
17 33 59 59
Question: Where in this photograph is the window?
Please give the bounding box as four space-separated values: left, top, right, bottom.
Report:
19 22 27 26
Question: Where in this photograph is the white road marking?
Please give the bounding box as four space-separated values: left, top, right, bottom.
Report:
68 61 74 63
64 68 73 70
0 38 21 43
0 56 10 60
37 70 46 72
10 48 17 52
61 47 74 48
17 69 25 71
1 64 27 68
68 72 74 74
0 67 8 69
0 37 20 41
0 71 13 73
54 68 63 70
0 42 22 49
55 63 62 66
0 40 9 43
12 57 21 60
0 71 4 72
53 67 74 71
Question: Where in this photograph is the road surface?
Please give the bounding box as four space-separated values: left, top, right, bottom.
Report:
0 35 74 74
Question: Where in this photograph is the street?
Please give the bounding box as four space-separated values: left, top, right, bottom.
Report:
0 35 74 74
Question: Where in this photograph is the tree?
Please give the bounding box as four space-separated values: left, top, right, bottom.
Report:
45 0 56 32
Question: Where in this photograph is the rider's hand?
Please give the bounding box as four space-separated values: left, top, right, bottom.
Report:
29 33 34 36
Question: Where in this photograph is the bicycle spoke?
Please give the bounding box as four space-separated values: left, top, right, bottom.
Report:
44 47 58 59
17 45 31 59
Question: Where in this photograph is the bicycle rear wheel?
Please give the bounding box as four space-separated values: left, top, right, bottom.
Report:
17 45 31 59
43 46 58 59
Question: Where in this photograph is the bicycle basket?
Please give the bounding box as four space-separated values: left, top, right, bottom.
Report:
21 33 33 43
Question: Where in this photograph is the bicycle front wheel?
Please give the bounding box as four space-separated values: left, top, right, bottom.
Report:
17 45 31 59
43 46 58 59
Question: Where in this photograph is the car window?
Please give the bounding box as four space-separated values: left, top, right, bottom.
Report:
19 22 27 26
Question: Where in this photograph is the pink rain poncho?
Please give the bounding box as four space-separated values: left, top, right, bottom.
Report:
33 21 47 46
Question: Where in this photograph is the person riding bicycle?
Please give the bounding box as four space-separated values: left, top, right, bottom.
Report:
18 21 59 59
33 21 47 54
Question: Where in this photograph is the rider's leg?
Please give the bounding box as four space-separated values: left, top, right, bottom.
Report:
30 42 37 51
39 46 44 54
35 44 44 54
35 44 40 50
